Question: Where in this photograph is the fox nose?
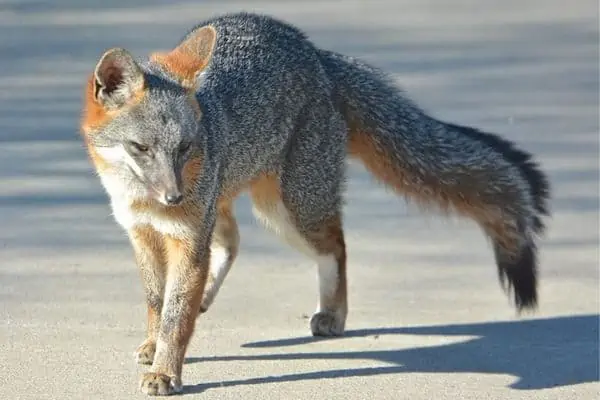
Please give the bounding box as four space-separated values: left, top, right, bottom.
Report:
164 192 183 206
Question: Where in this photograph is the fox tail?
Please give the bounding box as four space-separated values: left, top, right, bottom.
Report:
319 50 550 311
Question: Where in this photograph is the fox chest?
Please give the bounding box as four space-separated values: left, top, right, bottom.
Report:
96 170 194 238
109 198 194 238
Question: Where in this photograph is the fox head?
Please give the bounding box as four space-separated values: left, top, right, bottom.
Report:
81 26 217 207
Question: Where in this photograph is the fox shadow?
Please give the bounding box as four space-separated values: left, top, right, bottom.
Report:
184 314 599 394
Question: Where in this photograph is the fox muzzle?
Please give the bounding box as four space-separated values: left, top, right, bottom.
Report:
154 156 184 206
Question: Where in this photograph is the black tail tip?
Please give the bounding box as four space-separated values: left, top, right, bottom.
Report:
494 242 538 312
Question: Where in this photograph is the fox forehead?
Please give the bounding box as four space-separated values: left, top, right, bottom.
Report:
131 91 198 133
149 87 201 123
87 91 199 150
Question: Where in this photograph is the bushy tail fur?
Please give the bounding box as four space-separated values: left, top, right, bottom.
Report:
319 50 550 311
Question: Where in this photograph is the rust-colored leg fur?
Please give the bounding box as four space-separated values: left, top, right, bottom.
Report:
304 214 348 336
139 233 210 396
129 227 167 365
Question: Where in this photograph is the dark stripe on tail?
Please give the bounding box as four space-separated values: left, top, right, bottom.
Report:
446 122 550 234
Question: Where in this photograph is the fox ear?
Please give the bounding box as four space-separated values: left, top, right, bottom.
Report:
93 48 145 109
151 25 217 88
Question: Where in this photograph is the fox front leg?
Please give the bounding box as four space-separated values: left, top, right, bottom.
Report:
200 203 240 313
139 231 212 396
128 227 167 365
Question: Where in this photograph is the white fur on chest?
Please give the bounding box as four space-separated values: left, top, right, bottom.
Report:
110 198 194 238
98 171 193 238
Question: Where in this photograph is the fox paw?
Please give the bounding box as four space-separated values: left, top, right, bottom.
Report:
310 311 345 337
139 372 182 396
135 339 156 365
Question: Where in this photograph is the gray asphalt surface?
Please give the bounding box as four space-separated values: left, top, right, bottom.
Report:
0 1 598 399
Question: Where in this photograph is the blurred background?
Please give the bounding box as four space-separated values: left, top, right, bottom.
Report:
0 1 598 399
0 0 597 256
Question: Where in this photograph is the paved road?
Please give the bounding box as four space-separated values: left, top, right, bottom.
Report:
0 1 598 399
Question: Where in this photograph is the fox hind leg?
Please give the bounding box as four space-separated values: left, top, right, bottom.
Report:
250 174 348 336
250 108 349 336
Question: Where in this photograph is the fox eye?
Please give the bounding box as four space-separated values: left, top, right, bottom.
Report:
128 141 149 153
179 142 191 154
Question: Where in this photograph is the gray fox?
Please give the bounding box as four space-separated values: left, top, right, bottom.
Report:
79 12 550 396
